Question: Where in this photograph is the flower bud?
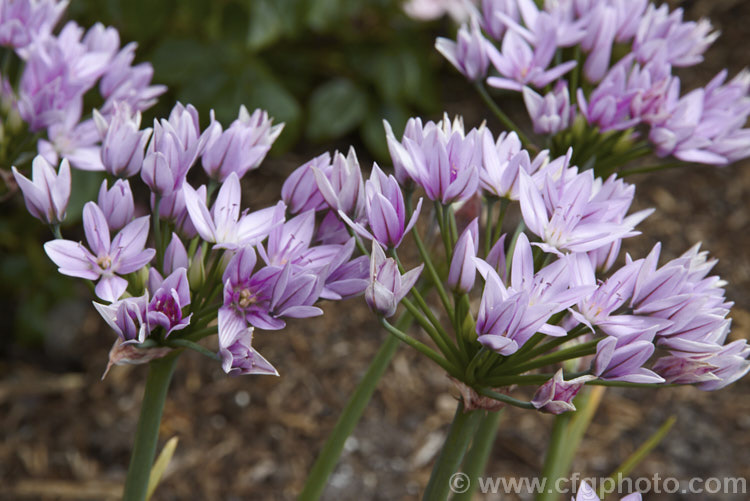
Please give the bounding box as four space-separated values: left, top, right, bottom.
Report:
97 179 134 231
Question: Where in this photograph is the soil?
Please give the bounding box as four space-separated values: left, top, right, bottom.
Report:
2 2 750 500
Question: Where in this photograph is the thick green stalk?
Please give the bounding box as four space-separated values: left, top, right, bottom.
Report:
298 313 412 501
536 413 572 501
453 410 504 501
423 401 482 501
122 353 179 501
537 387 605 501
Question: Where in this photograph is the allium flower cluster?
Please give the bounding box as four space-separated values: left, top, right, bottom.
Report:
352 113 749 413
438 0 750 167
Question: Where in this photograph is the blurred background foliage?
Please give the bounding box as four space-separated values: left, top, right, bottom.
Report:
68 0 443 157
2 0 456 351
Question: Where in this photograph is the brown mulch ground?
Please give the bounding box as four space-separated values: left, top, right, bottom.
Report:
2 2 750 500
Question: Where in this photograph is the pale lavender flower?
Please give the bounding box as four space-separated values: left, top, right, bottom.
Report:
448 217 478 293
163 233 188 275
183 172 284 249
579 2 617 82
403 0 475 22
531 369 595 414
341 164 423 249
593 334 664 384
518 167 650 255
99 42 166 114
436 17 491 81
258 209 316 267
93 291 151 344
12 155 70 224
156 186 204 238
395 115 481 204
0 0 67 49
522 81 574 135
38 114 103 171
693 341 750 391
316 210 352 245
320 239 369 300
44 201 155 302
493 0 586 48
480 0 518 40
97 178 133 231
574 481 642 501
571 256 669 340
313 147 365 219
486 22 576 92
650 70 750 165
217 310 277 376
384 117 434 186
633 4 718 68
479 129 547 199
147 267 192 337
281 152 332 214
578 55 673 132
475 234 593 355
201 106 283 182
220 247 324 332
631 243 733 355
93 104 152 177
141 103 204 195
365 241 423 318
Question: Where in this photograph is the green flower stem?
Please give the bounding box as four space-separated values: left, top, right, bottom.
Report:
474 81 532 148
482 372 589 388
434 201 454 260
464 346 488 383
380 318 462 379
195 251 222 309
599 416 676 499
618 161 686 177
496 340 598 376
492 197 510 245
165 338 220 361
453 409 504 501
453 293 475 364
536 412 573 501
411 224 454 319
537 387 606 501
423 400 482 501
553 387 606 493
447 205 458 243
183 325 219 342
389 249 463 365
298 313 413 501
122 353 179 501
50 223 63 239
476 387 536 410
400 296 463 367
483 198 496 256
151 196 163 264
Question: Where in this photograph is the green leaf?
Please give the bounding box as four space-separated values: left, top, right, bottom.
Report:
361 104 409 162
306 78 368 142
247 0 284 50
120 0 172 41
